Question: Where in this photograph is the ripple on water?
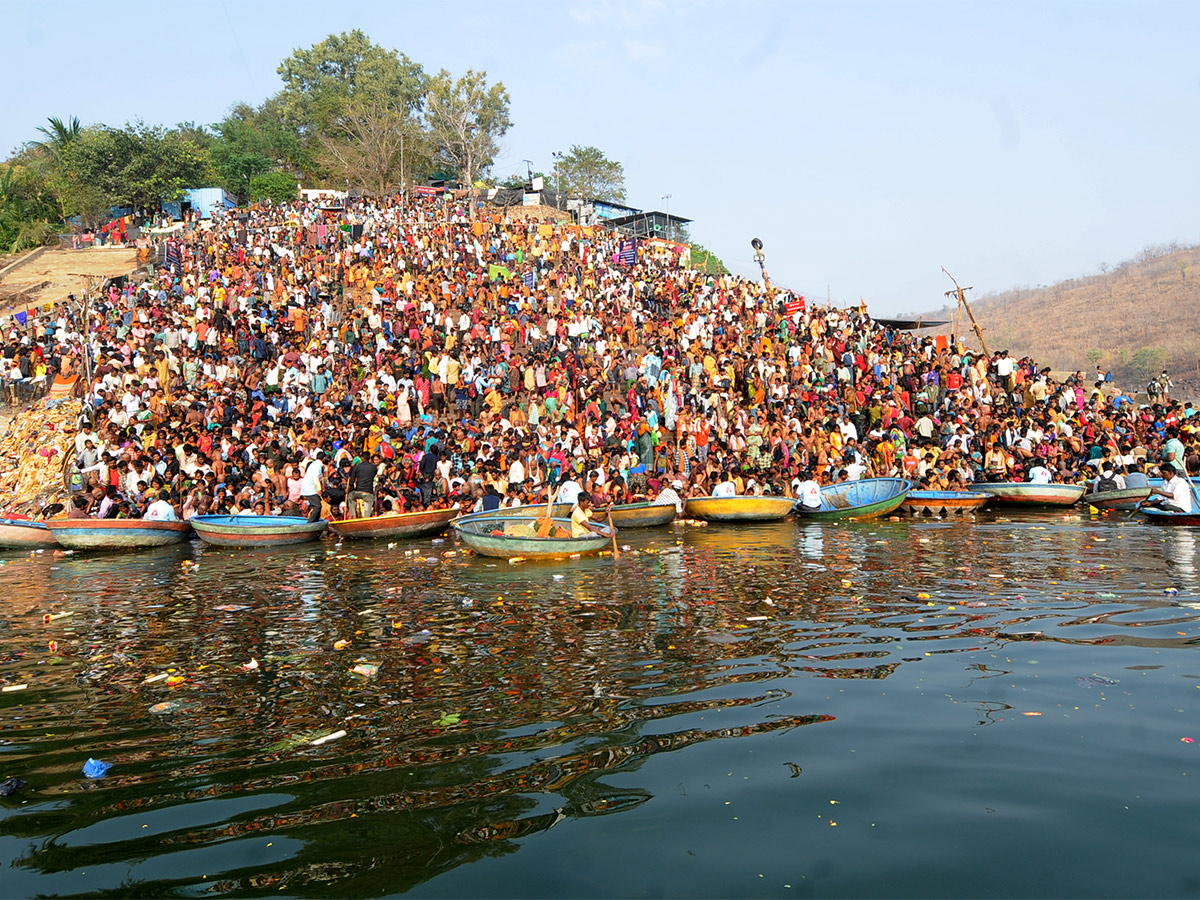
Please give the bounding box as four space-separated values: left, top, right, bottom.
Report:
2 517 1200 895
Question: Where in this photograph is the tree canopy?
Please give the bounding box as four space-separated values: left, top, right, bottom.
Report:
554 145 626 203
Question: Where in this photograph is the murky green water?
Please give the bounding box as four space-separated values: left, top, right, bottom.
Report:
3 511 1200 898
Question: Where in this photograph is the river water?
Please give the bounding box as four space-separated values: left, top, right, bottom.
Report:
2 510 1200 898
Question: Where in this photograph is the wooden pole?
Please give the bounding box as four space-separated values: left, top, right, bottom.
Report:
607 509 619 560
941 267 990 357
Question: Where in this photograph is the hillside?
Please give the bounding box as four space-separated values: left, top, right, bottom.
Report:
918 243 1200 393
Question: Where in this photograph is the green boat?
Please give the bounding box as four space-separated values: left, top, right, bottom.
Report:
452 515 615 559
795 478 913 521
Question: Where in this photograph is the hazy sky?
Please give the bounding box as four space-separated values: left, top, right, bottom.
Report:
5 0 1199 314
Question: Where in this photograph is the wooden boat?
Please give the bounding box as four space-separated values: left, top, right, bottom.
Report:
796 478 913 521
683 495 796 522
1085 487 1152 511
455 503 572 524
329 505 459 540
453 515 614 560
602 501 677 528
189 515 327 548
456 500 676 528
1141 508 1200 526
900 490 991 517
45 517 192 550
0 517 59 549
975 482 1085 506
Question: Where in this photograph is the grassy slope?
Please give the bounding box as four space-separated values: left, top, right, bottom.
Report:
919 243 1200 391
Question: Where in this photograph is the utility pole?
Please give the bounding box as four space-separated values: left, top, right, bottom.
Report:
522 159 533 188
941 266 990 357
661 194 672 241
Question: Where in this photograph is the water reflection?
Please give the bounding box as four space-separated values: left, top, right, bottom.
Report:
1 515 1199 896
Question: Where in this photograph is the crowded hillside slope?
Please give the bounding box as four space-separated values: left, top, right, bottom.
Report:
2 191 1197 522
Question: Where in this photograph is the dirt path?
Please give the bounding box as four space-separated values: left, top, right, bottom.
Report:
0 246 140 315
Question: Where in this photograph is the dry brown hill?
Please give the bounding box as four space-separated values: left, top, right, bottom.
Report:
918 243 1200 394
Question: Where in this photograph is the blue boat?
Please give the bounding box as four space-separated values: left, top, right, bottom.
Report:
795 478 913 520
190 515 327 548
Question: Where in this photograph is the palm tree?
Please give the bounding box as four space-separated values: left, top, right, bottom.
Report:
33 116 81 156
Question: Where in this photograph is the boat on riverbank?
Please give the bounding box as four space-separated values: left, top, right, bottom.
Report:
45 518 192 550
329 506 459 541
975 482 1085 507
683 495 795 522
1085 487 1152 512
456 500 676 528
796 478 912 521
452 515 614 559
189 515 327 548
0 517 58 549
900 490 991 517
601 501 677 528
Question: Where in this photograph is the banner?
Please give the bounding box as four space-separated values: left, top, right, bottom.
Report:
523 271 536 289
618 239 637 266
785 295 806 316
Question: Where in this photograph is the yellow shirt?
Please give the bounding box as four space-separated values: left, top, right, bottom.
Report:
570 505 592 538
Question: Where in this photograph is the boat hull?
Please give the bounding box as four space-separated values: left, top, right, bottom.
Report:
453 516 613 559
683 496 796 522
190 515 327 548
1141 508 1200 525
1086 487 1152 511
602 502 677 528
329 507 459 540
0 518 58 549
456 501 676 528
797 478 913 521
976 482 1085 506
901 490 991 516
45 518 192 550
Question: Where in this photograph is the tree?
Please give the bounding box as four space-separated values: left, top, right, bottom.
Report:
554 144 625 203
32 115 81 159
248 171 298 205
425 69 511 218
318 96 422 195
276 30 428 137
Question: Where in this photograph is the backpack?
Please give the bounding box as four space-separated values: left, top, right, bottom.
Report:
1096 475 1120 493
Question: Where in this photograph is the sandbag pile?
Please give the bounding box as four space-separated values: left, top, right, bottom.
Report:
0 398 80 515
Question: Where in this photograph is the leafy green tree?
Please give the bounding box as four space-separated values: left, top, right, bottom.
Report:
425 69 511 217
555 145 625 202
276 30 428 137
248 171 298 204
0 163 61 251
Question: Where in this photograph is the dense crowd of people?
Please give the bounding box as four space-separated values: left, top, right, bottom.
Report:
3 189 1199 523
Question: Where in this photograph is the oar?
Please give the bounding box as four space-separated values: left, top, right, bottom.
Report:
607 508 619 560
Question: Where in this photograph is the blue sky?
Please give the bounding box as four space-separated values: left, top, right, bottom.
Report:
6 0 1199 314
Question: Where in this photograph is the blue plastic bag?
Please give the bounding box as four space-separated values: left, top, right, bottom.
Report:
82 758 111 779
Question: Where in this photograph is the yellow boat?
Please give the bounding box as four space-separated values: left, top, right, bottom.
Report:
682 495 795 523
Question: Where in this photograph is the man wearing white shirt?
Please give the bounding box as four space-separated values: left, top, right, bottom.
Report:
712 473 737 497
143 490 178 521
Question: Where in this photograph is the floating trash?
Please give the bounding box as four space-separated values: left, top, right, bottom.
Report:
82 758 111 779
1076 675 1119 688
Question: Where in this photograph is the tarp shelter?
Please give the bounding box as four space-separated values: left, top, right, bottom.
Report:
162 188 237 221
